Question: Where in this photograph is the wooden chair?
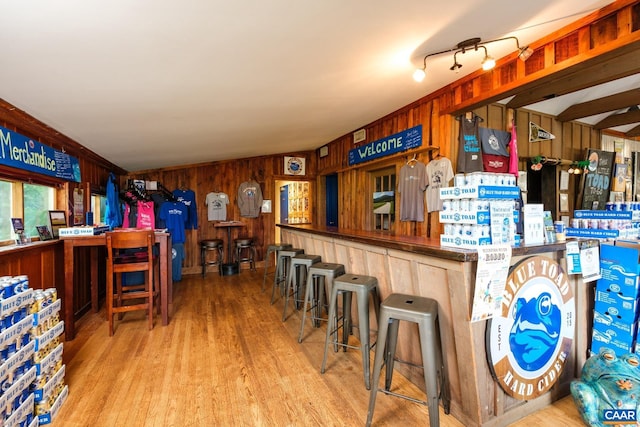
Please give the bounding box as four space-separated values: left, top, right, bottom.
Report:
106 229 158 336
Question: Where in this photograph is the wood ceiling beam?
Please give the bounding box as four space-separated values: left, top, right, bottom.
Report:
506 48 640 109
556 88 640 122
624 123 640 137
594 109 640 129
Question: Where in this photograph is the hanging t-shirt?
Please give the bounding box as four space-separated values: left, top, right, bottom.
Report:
479 127 510 173
456 114 483 173
398 162 427 221
137 200 155 229
172 188 198 229
238 180 263 218
425 157 454 212
206 192 230 221
159 201 188 244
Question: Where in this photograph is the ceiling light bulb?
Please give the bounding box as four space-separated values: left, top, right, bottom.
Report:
413 68 426 82
518 46 534 61
481 55 496 70
568 167 574 174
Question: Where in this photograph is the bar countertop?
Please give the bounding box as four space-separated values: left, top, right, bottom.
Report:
277 224 568 262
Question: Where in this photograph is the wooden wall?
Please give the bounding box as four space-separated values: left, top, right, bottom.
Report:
127 151 316 274
0 99 125 319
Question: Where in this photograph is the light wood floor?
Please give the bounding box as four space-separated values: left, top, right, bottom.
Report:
55 269 586 426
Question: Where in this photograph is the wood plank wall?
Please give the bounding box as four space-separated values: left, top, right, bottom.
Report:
0 99 124 319
126 152 316 275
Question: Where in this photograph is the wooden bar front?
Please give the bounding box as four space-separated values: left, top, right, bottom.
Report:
279 224 589 427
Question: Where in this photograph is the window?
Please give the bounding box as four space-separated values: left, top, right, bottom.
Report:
372 168 396 231
0 180 12 241
23 183 55 237
0 179 57 244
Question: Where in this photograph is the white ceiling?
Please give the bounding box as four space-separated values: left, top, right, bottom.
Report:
0 1 616 172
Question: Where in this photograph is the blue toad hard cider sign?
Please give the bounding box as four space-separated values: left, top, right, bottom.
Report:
348 125 422 166
0 125 81 182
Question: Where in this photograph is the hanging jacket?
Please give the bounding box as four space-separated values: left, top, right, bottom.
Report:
105 172 122 229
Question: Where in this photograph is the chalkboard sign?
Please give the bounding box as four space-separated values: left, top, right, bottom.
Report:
580 149 615 210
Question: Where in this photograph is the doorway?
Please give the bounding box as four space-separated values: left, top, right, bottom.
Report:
274 179 312 243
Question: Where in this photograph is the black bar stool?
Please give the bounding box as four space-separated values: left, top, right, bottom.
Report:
366 293 450 427
200 239 224 277
234 238 256 271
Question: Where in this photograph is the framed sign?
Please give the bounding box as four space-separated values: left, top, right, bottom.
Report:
48 210 67 238
580 149 615 210
36 225 53 241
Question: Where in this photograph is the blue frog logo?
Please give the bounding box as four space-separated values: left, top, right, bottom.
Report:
509 292 561 371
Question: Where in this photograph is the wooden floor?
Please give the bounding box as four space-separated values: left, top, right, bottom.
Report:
55 269 587 426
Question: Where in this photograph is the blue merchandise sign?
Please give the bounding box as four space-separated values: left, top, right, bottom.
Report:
0 125 81 182
348 125 422 166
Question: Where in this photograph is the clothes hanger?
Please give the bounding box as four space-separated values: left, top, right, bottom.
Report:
407 153 418 165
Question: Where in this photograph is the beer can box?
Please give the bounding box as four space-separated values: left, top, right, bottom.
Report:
594 289 640 321
593 308 638 335
35 342 64 376
3 391 34 427
597 244 640 298
34 364 65 402
591 326 635 357
37 384 68 426
35 320 64 352
0 365 36 412
32 298 62 327
0 339 35 386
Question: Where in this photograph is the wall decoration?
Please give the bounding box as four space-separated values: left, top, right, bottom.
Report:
487 256 574 401
529 122 555 142
348 125 422 166
48 210 67 238
580 149 615 210
0 125 81 182
284 156 305 175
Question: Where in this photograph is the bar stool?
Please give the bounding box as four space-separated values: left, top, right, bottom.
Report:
200 239 224 277
282 254 321 322
366 293 449 427
298 262 345 343
261 243 292 292
234 238 257 271
321 273 380 390
270 248 304 304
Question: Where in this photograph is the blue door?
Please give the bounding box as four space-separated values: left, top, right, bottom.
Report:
325 174 338 227
280 185 289 224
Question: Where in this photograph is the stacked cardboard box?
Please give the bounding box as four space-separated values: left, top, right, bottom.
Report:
591 243 640 356
0 276 37 427
31 290 67 425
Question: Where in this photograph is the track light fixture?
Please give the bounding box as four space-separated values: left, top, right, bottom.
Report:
413 36 532 82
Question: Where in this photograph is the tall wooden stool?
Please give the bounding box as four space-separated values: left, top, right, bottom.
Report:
234 238 257 271
262 243 292 292
282 254 321 321
200 239 224 277
298 262 345 343
366 293 450 427
321 273 380 389
270 248 304 304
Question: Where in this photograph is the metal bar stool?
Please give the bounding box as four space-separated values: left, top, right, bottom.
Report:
281 254 321 322
321 273 380 390
270 248 304 304
234 238 257 271
366 293 450 427
298 262 345 343
200 239 224 277
262 243 292 292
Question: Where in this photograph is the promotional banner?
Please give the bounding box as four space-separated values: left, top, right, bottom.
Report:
348 125 422 166
0 125 81 182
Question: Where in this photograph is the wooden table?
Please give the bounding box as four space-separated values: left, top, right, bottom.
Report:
62 231 172 340
214 221 246 276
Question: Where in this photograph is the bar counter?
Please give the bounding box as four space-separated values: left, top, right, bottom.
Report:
278 224 589 427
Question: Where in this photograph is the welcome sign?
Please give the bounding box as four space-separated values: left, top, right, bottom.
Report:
0 125 81 182
348 125 422 166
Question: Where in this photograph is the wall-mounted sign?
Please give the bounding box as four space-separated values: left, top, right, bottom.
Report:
529 122 555 142
487 255 574 400
580 149 615 210
348 125 422 166
284 156 305 175
0 125 81 182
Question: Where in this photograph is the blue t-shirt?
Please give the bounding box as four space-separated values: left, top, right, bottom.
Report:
172 189 198 229
159 202 187 244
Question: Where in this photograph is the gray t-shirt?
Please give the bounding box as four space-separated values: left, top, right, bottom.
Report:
398 162 427 221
